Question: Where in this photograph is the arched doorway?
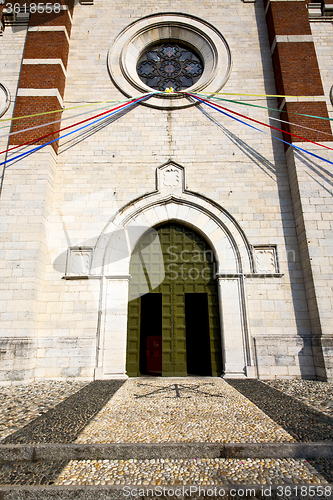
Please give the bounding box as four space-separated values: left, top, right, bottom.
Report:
126 223 222 377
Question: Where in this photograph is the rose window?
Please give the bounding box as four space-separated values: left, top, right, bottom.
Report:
137 43 204 91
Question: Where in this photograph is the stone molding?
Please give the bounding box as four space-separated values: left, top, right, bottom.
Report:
66 248 93 276
0 83 10 118
9 3 75 152
270 34 313 54
253 245 279 274
16 88 64 107
86 161 282 279
278 95 331 111
108 13 231 109
28 25 70 43
23 58 67 76
86 161 289 379
308 1 333 21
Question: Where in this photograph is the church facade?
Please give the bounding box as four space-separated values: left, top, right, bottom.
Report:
0 0 333 384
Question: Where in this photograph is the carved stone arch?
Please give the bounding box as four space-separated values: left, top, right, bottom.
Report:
91 161 253 278
93 161 255 381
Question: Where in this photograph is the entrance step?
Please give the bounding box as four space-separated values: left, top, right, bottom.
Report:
0 483 331 500
1 379 333 494
0 456 331 498
1 442 333 461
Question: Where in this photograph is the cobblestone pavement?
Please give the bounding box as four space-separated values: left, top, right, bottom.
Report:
0 381 87 440
55 458 327 486
1 380 125 445
74 379 295 444
264 379 333 484
227 380 333 442
0 460 69 486
265 379 333 417
0 378 332 486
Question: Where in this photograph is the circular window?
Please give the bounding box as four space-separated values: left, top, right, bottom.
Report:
108 13 231 109
137 43 204 92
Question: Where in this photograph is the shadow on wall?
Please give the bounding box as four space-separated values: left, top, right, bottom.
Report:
252 336 317 380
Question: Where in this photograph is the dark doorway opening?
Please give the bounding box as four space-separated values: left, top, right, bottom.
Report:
185 293 212 376
140 293 162 375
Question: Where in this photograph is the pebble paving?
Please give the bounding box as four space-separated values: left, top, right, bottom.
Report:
0 460 69 486
265 379 333 417
1 380 125 445
75 378 295 444
1 378 333 486
0 381 87 440
227 380 333 443
55 458 327 486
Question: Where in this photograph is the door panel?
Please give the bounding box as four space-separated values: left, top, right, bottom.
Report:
140 293 162 375
126 297 141 376
146 336 162 374
126 223 222 377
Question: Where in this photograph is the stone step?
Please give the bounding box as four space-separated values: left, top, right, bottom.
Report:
1 442 333 462
0 482 332 500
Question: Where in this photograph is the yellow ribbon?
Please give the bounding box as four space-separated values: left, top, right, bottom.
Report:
196 92 325 99
0 94 152 124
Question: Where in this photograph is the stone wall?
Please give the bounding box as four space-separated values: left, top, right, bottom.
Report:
0 0 332 382
252 334 316 379
40 0 312 379
0 339 36 385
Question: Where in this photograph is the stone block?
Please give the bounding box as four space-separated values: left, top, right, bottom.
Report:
62 367 82 378
275 355 296 366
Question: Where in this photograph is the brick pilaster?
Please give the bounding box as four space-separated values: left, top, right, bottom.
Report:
0 1 75 383
264 0 332 145
0 4 4 34
9 0 75 152
264 0 333 380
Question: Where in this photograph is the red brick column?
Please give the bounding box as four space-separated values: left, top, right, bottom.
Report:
264 0 332 146
9 0 75 152
0 4 4 34
264 0 333 380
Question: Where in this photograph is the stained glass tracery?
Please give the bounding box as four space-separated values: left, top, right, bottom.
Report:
137 43 204 91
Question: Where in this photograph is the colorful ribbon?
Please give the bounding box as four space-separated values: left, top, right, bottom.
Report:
189 93 333 167
1 94 154 167
187 93 333 151
1 95 154 157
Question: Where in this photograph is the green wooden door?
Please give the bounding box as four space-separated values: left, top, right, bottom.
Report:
126 223 222 377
